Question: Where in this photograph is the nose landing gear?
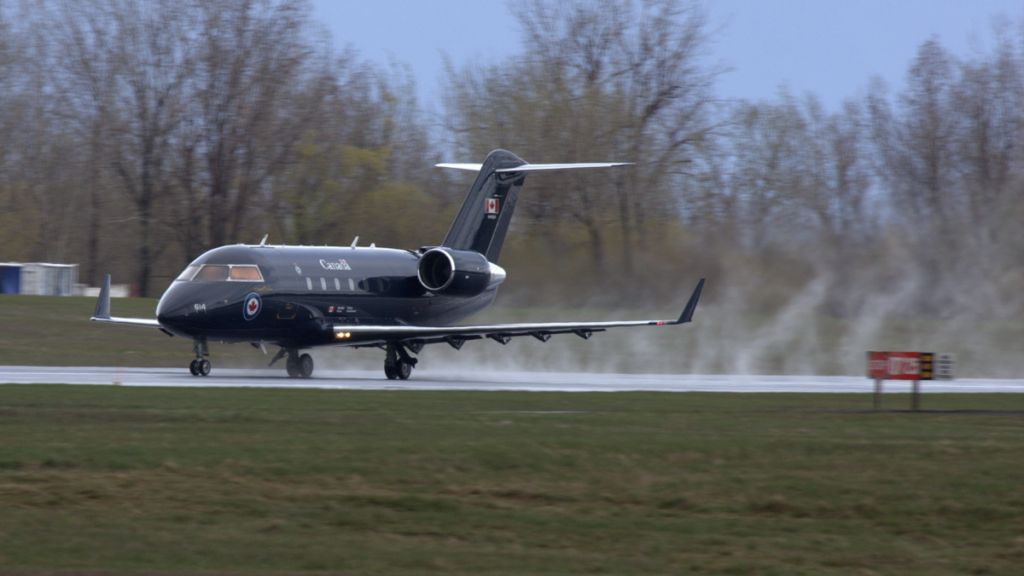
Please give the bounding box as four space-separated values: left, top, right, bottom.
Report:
189 358 211 376
189 339 211 377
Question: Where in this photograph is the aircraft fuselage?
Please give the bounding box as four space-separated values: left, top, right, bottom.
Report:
155 244 497 348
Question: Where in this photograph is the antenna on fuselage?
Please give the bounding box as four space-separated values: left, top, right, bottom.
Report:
259 234 269 246
350 236 359 249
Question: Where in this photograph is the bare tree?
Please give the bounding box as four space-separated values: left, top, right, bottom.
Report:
45 0 197 294
187 0 329 249
869 39 959 230
446 0 719 276
271 56 441 248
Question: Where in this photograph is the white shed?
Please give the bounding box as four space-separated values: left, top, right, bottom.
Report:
18 263 79 296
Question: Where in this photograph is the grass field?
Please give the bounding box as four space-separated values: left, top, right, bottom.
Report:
0 295 249 367
4 294 1024 375
1 385 1022 575
0 295 648 370
0 294 702 373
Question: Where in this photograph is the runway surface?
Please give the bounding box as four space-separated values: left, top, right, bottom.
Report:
1 365 1023 393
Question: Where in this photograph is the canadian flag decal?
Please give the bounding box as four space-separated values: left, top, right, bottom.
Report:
485 197 500 215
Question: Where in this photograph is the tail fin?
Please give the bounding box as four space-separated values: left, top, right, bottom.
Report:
437 149 630 263
438 149 527 263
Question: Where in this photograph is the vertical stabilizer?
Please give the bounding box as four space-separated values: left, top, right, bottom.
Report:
440 149 528 263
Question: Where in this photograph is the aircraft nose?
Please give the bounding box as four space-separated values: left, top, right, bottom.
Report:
156 285 197 333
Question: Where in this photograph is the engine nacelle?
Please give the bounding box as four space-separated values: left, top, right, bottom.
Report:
417 248 506 296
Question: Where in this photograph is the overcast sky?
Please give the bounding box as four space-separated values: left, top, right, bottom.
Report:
311 0 1024 113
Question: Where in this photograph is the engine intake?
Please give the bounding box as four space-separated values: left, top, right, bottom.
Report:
417 248 505 296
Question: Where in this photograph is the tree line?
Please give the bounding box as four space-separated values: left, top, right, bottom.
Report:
1 0 1022 337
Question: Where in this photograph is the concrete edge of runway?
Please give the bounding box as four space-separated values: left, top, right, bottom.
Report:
1 365 1023 393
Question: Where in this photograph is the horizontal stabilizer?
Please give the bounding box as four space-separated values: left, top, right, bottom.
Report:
435 162 632 173
435 163 483 171
496 162 632 172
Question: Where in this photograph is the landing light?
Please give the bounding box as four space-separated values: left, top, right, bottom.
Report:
336 331 352 340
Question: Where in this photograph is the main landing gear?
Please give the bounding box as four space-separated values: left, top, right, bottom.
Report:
270 347 314 378
189 339 211 377
286 351 314 379
384 342 417 380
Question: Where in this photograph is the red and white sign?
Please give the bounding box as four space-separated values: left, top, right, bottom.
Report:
867 351 922 380
485 197 500 215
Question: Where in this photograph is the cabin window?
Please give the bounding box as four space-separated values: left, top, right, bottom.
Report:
334 278 341 291
305 277 313 290
320 277 327 291
348 278 355 291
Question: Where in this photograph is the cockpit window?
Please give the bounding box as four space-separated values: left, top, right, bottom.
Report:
195 264 229 281
178 264 265 282
175 265 201 282
228 265 263 281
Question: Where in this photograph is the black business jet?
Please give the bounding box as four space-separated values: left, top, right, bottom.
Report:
91 149 705 380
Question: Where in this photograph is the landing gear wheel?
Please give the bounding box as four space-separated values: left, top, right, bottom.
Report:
397 361 411 380
383 342 417 380
286 356 300 378
298 353 314 379
190 339 210 377
384 360 412 380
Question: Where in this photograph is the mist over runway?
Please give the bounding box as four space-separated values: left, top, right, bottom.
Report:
1 366 1022 393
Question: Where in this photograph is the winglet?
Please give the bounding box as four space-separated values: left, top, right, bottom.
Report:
676 278 705 324
93 273 112 319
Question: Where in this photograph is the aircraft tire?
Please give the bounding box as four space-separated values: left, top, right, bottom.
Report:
198 359 211 377
189 359 199 376
286 357 299 378
397 361 412 380
384 361 398 380
298 354 314 379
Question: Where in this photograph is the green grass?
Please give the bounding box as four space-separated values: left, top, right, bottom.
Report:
0 386 1022 575
3 294 1024 375
0 295 252 367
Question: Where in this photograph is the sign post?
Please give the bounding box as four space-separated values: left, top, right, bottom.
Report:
866 351 955 411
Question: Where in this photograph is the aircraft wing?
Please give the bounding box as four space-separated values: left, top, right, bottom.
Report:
337 279 705 348
89 274 162 328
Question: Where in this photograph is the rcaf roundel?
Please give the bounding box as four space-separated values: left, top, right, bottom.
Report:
485 197 500 215
243 292 262 321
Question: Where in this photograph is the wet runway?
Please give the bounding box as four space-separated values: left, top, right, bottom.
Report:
1 365 1022 393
